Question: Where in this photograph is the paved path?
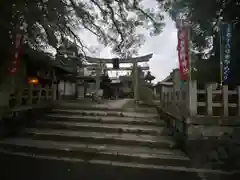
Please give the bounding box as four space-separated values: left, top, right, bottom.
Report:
95 99 131 109
56 99 132 111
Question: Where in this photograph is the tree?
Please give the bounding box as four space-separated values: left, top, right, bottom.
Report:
166 0 240 84
0 0 166 67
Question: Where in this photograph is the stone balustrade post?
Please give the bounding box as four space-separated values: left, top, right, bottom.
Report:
206 84 213 116
188 80 197 116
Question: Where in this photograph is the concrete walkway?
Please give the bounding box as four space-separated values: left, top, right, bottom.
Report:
56 99 159 114
58 99 131 110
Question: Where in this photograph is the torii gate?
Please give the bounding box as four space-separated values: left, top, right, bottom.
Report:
84 53 153 102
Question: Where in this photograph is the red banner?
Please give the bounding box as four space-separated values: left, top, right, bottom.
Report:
177 26 189 81
9 33 24 75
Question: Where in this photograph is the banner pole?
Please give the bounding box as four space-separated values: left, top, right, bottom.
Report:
219 21 223 87
188 24 192 82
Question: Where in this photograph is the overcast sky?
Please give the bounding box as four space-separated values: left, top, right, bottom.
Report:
78 1 178 83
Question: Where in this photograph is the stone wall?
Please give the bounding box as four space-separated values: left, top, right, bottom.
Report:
186 117 240 170
0 105 50 138
158 107 240 171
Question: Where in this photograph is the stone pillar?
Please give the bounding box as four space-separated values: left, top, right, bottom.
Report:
188 80 197 116
133 60 139 103
77 80 85 99
28 83 33 104
52 70 57 101
0 91 10 120
153 87 157 99
206 83 213 116
95 65 101 95
63 80 66 95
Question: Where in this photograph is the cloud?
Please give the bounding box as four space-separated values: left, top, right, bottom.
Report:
137 15 178 82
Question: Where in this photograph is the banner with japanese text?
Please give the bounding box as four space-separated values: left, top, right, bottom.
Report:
8 32 24 75
221 22 233 84
177 25 189 81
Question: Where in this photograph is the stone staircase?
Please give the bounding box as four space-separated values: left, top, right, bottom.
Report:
0 102 203 180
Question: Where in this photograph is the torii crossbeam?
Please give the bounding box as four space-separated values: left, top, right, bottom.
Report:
78 53 153 102
84 54 153 63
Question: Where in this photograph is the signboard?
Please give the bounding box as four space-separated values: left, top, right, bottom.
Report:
221 22 233 84
177 25 189 81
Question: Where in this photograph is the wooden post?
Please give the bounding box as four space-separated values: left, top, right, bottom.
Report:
188 80 197 116
171 90 174 113
155 87 158 99
46 85 49 100
179 90 182 102
52 70 57 101
160 85 162 102
164 93 167 108
95 65 101 97
38 85 42 104
28 84 33 105
133 60 139 103
223 85 228 116
63 80 66 95
52 84 57 101
162 93 164 107
206 84 213 116
238 86 240 116
168 92 170 108
165 93 168 109
16 89 23 106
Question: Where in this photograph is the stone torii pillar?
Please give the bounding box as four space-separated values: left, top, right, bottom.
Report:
95 64 102 97
133 59 139 102
85 54 153 102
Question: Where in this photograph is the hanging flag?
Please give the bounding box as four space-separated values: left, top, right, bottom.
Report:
221 22 233 84
9 31 24 75
177 20 189 81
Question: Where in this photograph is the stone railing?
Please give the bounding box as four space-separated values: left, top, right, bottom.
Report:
160 81 188 119
0 83 57 137
9 84 57 108
160 80 240 117
195 84 240 117
158 80 240 171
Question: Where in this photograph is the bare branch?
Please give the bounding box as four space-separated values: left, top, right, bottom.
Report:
133 0 157 25
104 0 124 48
64 24 89 57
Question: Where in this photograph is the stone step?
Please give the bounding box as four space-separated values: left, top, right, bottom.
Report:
21 128 176 149
35 121 165 135
50 109 159 119
0 150 209 180
45 114 165 126
55 101 158 113
0 138 191 167
54 101 122 111
1 148 231 180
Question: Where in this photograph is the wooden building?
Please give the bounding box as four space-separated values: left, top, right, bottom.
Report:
8 46 79 108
